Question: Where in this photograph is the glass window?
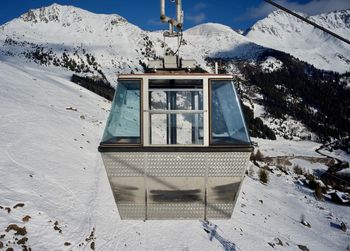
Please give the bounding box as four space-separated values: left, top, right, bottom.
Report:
101 80 141 144
148 79 203 145
210 80 250 145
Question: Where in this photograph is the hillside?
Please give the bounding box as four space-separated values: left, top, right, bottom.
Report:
246 10 350 73
0 4 265 84
0 58 349 250
0 4 350 250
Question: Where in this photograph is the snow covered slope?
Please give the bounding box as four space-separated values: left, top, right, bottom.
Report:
149 22 265 70
1 4 350 250
1 4 349 80
0 4 151 83
1 4 349 78
246 10 350 73
0 59 111 249
0 4 266 82
0 58 349 250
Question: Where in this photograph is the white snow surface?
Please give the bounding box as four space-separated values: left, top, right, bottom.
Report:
0 4 348 84
0 4 350 251
0 4 265 83
319 148 350 164
253 137 321 158
260 56 283 73
247 10 350 73
290 158 329 173
1 59 350 250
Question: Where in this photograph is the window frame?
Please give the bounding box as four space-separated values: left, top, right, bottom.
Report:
101 78 143 146
208 78 251 146
147 83 205 146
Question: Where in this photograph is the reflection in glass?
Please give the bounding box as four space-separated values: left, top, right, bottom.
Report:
211 80 250 144
150 113 203 145
149 88 203 145
101 80 141 144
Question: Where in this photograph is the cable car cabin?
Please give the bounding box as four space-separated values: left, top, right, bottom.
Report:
98 73 253 220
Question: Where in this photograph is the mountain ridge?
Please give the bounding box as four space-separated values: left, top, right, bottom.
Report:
246 9 350 73
1 4 349 74
0 4 349 141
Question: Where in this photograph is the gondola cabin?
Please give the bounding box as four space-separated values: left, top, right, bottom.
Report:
99 70 253 220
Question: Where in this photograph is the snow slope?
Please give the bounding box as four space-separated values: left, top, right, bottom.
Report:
0 4 150 83
246 10 350 73
0 4 349 250
0 58 349 250
1 4 349 81
0 58 111 250
0 4 267 81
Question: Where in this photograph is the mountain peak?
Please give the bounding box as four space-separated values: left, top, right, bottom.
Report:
185 23 236 36
246 8 350 73
20 4 127 25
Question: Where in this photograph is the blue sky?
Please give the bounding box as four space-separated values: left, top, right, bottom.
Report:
1 0 350 30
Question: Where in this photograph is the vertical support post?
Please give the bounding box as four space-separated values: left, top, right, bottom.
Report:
204 153 208 220
166 91 170 144
160 0 165 18
170 90 177 144
191 91 200 144
143 77 150 146
169 23 174 36
176 0 182 25
203 78 209 146
144 152 148 220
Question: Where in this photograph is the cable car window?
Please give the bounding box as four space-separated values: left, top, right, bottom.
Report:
148 79 203 145
210 80 250 145
101 80 141 144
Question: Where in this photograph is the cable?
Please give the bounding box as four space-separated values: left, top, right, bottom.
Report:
264 0 350 46
174 29 183 56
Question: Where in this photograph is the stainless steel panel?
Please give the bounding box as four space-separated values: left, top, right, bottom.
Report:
101 151 250 220
147 152 207 177
147 177 205 219
208 152 250 177
108 177 146 220
102 152 145 177
206 177 242 219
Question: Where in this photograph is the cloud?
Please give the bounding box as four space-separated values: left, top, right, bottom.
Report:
186 13 206 24
237 0 350 21
184 2 207 24
192 2 207 12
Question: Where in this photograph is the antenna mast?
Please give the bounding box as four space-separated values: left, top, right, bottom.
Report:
160 0 184 37
148 0 197 70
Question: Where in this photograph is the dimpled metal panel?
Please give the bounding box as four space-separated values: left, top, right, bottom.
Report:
101 151 250 220
147 152 207 177
206 203 235 219
118 204 145 220
208 152 250 177
147 203 204 219
102 152 145 177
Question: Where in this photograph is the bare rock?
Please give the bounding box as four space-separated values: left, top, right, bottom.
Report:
13 203 25 209
5 224 27 236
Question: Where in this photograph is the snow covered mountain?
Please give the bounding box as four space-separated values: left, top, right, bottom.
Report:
0 4 350 251
1 4 349 83
0 4 149 83
246 9 350 73
1 4 349 81
0 4 265 84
